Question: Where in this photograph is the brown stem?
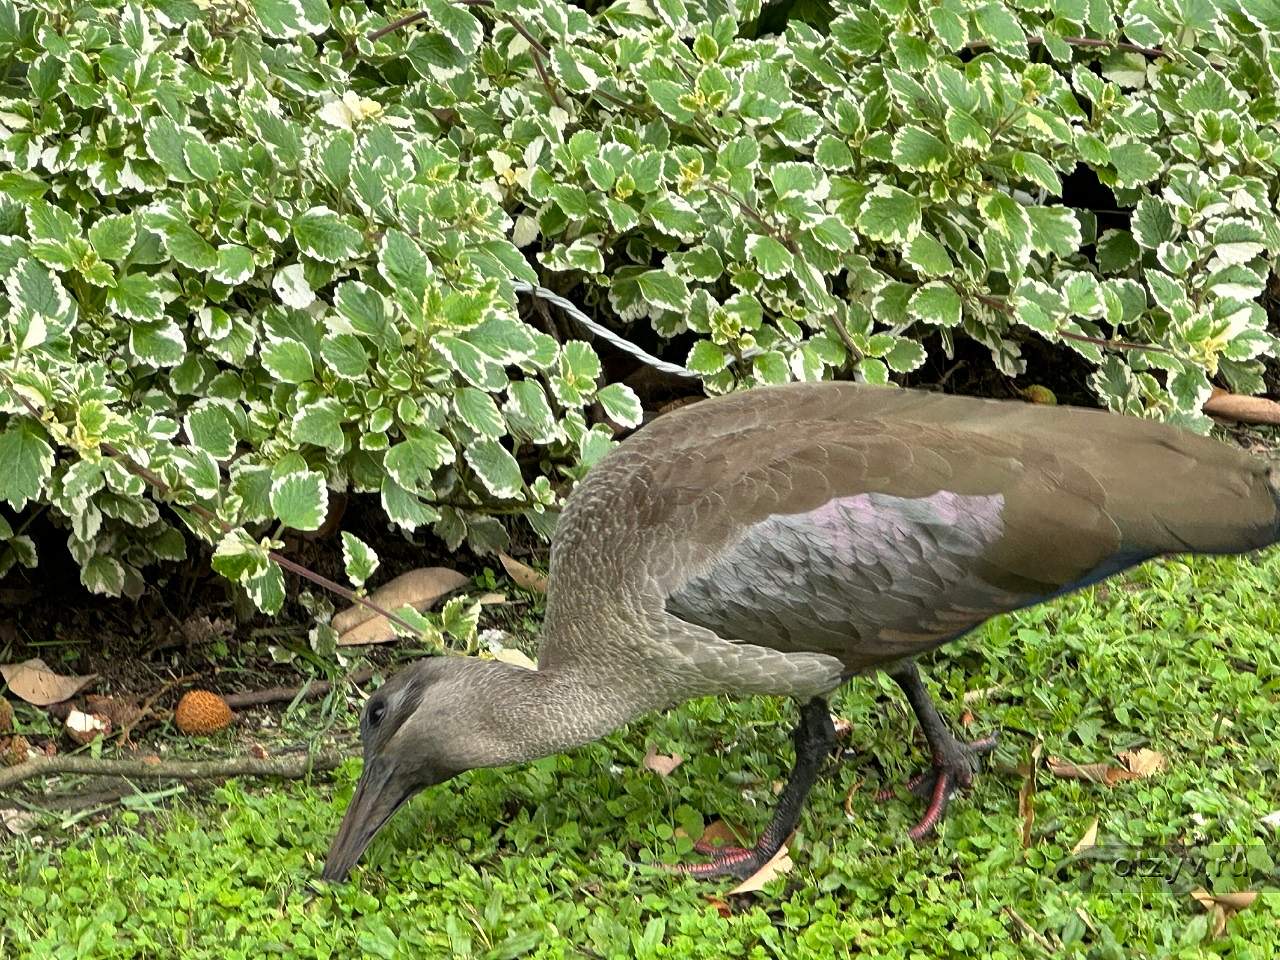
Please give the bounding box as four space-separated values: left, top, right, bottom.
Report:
969 291 1171 354
222 667 377 710
966 35 1166 59
367 10 430 44
0 747 355 791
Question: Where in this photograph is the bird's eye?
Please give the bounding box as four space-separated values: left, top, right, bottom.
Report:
367 701 385 727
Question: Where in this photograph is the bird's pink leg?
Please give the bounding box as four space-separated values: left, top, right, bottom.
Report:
666 698 835 880
878 661 999 840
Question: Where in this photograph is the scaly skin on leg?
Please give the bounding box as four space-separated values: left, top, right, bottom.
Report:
673 697 837 880
880 661 998 840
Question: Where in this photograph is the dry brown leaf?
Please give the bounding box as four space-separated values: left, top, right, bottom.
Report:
1 808 38 835
642 744 684 777
703 896 732 918
727 842 793 895
498 553 548 594
696 820 743 849
1017 741 1043 849
1203 388 1280 425
1117 748 1167 778
0 697 12 734
477 591 508 605
493 647 537 671
1191 888 1258 913
1191 887 1257 939
831 716 851 740
1046 757 1137 786
335 567 470 644
0 658 97 706
1071 817 1099 855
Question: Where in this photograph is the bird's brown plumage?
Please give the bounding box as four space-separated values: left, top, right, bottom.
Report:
325 381 1280 881
545 383 1280 682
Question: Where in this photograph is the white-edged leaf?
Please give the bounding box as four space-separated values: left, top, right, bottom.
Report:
465 440 524 499
596 383 643 427
340 532 379 588
270 470 329 531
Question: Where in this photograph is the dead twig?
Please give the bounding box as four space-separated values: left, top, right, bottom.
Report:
1002 906 1060 954
0 747 355 792
222 667 377 710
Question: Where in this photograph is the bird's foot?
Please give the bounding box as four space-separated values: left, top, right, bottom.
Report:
665 837 769 880
875 733 998 841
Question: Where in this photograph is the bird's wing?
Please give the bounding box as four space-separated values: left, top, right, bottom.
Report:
655 416 1132 671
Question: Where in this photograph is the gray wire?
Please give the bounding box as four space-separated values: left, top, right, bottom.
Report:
511 280 700 379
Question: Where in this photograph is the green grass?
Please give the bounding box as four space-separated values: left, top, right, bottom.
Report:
3 553 1279 959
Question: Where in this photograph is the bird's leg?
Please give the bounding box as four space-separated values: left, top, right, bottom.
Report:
878 661 997 841
673 697 836 881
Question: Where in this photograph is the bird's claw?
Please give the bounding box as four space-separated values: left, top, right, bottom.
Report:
876 732 999 840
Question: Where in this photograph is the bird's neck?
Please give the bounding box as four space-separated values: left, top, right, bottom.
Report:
471 659 667 769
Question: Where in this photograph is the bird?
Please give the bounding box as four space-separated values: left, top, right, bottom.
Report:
322 381 1280 882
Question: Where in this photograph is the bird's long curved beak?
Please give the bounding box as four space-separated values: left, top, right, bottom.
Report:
322 758 409 882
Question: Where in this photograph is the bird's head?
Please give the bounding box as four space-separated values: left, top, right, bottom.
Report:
321 656 492 882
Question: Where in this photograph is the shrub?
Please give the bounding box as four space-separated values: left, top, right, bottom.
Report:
1 0 1278 607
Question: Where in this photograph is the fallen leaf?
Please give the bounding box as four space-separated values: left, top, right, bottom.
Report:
336 567 469 645
477 591 508 605
1047 757 1137 786
1191 888 1258 912
0 659 97 706
1071 817 1099 855
831 716 851 740
0 698 11 733
643 744 684 777
703 895 732 918
727 842 793 895
696 820 743 849
142 754 161 765
492 647 537 671
1117 748 1167 778
959 708 975 728
248 743 269 760
498 552 548 594
1017 741 1043 849
1 808 38 835
1191 887 1258 938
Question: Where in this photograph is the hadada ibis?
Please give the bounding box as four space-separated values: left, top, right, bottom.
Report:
322 382 1280 881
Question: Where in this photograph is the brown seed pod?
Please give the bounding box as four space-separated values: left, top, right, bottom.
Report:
174 690 233 735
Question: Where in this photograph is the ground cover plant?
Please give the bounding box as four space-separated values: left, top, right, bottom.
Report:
3 0 1280 605
2 554 1279 957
